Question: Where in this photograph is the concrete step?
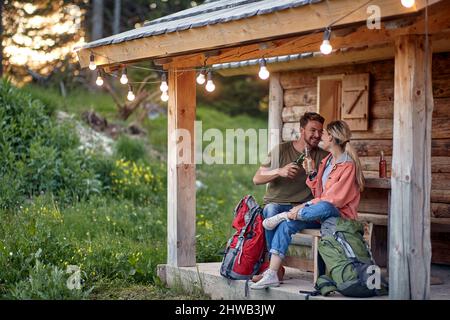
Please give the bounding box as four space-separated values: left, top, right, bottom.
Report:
157 262 387 300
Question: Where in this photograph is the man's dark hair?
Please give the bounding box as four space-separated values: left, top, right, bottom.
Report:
300 112 325 128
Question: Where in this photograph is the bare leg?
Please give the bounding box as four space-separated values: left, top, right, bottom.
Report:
269 253 282 271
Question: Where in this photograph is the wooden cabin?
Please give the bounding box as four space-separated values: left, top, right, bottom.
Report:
217 53 450 269
76 0 450 299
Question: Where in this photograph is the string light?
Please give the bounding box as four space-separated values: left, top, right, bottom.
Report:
205 71 215 92
401 0 415 8
127 84 135 101
320 28 333 55
161 91 169 102
258 58 270 80
89 53 97 71
95 70 103 86
82 1 388 103
196 69 206 85
159 73 168 92
120 67 128 84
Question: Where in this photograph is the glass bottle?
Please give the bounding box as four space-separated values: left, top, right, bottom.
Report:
379 151 387 178
305 147 313 174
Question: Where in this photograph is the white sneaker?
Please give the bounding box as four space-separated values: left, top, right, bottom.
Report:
263 212 289 230
249 269 280 290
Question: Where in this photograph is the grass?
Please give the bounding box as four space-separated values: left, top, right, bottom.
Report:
0 83 268 299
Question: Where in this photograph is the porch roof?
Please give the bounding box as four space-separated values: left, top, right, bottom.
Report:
76 0 436 69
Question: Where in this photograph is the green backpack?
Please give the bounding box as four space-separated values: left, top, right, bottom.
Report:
315 218 388 297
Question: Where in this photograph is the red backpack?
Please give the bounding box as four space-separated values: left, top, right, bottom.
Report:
220 195 266 280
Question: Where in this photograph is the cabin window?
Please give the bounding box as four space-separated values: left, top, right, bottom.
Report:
317 75 343 128
317 73 370 131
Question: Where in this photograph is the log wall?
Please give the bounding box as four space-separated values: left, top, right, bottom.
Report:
277 52 450 264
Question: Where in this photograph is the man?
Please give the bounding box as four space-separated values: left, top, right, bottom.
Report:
252 112 329 280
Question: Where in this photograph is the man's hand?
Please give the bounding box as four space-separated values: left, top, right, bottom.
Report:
287 204 305 220
278 163 300 179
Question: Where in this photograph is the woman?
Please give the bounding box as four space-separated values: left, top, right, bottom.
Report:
250 120 365 290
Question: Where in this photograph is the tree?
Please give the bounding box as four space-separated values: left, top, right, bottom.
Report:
91 0 103 40
2 0 86 84
0 0 3 77
113 0 121 35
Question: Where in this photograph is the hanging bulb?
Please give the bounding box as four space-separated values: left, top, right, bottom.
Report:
95 70 103 86
401 0 415 8
320 28 333 55
160 73 168 92
161 91 169 102
205 71 215 92
258 58 270 80
127 85 135 101
196 69 206 85
120 67 128 84
89 53 97 71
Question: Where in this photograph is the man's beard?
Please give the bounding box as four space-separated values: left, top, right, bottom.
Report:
305 138 320 149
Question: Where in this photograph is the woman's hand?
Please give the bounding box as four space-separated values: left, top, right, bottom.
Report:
287 204 305 220
302 158 315 174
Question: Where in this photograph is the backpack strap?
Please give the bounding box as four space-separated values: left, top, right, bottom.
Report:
314 275 337 296
235 206 261 265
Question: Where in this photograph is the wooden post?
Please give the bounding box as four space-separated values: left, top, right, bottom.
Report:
389 35 433 299
269 73 283 151
167 69 196 267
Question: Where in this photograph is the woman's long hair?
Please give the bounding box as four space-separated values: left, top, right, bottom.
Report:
327 120 365 191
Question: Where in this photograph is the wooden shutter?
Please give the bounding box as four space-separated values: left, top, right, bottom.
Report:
341 73 369 131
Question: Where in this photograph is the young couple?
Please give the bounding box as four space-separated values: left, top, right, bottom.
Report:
251 112 365 289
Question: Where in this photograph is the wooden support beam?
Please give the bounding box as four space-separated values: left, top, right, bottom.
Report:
389 35 433 300
164 1 450 70
268 73 283 153
167 69 196 267
77 0 442 69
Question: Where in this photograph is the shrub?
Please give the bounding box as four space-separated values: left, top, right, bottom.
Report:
111 159 165 204
115 135 147 162
0 80 99 208
6 259 92 300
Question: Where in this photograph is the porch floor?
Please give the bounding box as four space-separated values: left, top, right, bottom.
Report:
157 262 450 300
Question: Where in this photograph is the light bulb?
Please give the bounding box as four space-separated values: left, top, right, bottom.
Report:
96 76 103 86
88 53 96 70
160 81 168 92
127 85 135 101
205 71 215 92
320 28 333 55
259 66 270 80
120 69 128 84
95 70 103 87
258 59 270 80
161 91 169 102
320 40 333 55
160 73 168 92
196 72 206 85
205 80 215 92
89 61 97 71
401 0 415 8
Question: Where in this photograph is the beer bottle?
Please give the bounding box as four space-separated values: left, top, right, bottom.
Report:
379 151 387 178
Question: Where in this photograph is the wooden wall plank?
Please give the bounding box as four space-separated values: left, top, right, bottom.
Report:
432 202 450 218
282 106 317 122
361 156 450 173
371 98 450 119
284 88 316 107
